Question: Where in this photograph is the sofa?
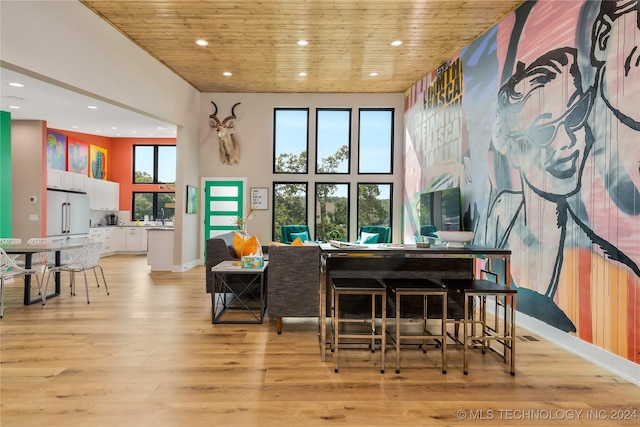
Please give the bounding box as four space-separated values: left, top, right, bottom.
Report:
205 234 324 334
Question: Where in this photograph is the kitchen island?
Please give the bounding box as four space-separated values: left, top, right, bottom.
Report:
146 227 175 271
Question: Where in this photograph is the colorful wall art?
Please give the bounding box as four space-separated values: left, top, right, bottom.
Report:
89 144 108 180
403 0 639 363
46 130 66 170
67 137 89 175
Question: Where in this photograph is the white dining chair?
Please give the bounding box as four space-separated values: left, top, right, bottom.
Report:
25 237 56 274
0 238 23 264
42 241 109 305
1 248 41 318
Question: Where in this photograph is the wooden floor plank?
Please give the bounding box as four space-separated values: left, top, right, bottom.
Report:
1 254 638 426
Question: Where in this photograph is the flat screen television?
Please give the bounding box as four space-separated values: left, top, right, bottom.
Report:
419 187 462 234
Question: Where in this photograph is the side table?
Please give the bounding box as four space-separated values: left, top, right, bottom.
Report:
211 260 269 324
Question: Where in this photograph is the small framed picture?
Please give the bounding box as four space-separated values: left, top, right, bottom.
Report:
186 185 198 214
251 187 268 210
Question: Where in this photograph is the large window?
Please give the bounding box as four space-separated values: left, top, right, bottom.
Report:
315 182 349 241
272 182 308 241
357 183 392 232
316 109 350 174
271 106 396 243
358 108 393 174
273 108 309 174
132 192 175 222
134 144 176 183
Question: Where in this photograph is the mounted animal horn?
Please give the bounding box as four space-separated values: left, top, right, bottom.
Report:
209 101 241 165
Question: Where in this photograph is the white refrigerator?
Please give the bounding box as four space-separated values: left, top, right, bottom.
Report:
47 190 90 238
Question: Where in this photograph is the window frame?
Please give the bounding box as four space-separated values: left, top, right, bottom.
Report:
131 191 176 222
273 108 310 174
271 181 309 241
133 144 176 184
356 182 393 239
314 181 350 242
357 108 394 175
315 108 351 175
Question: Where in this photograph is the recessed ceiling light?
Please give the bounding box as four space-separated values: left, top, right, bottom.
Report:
298 72 307 77
87 105 98 109
131 131 137 134
369 72 378 77
297 40 308 46
8 105 20 109
391 40 403 46
223 71 232 77
111 127 118 130
8 82 24 87
196 39 208 46
72 125 79 129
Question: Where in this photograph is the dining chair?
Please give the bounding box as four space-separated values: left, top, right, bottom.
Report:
42 241 109 305
0 238 23 264
24 238 56 274
1 248 41 318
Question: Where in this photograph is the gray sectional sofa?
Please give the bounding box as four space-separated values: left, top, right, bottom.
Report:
205 235 323 333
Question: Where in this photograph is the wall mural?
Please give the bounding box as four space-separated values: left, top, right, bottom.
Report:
403 0 639 363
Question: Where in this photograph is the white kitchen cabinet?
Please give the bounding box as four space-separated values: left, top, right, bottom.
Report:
111 227 125 252
89 227 116 256
63 171 87 192
47 169 87 192
46 168 64 189
123 227 148 252
88 178 120 210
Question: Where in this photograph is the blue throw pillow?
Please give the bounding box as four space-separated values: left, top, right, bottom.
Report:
358 232 380 244
290 231 309 243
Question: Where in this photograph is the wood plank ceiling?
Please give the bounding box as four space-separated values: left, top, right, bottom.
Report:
80 0 526 93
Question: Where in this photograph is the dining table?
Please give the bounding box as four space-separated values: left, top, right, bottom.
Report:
0 238 91 305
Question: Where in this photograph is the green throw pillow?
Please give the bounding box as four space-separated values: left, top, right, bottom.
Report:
290 231 309 242
359 231 380 244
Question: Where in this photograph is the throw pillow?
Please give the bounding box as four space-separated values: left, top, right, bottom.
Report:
358 231 380 244
232 232 261 257
291 237 304 246
290 231 309 242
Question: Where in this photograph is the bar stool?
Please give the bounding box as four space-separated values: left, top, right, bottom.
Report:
330 278 386 373
382 278 448 374
442 279 517 376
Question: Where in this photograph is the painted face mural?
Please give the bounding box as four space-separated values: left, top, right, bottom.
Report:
494 49 593 198
592 1 640 129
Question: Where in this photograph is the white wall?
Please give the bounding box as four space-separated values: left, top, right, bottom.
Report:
1 0 202 269
198 93 405 251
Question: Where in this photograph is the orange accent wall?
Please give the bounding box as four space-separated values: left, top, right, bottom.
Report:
110 137 176 211
48 128 176 212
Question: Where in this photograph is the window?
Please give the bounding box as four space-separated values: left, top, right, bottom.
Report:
358 108 393 174
357 183 392 232
132 192 175 222
272 182 308 241
316 109 350 174
315 182 349 241
273 108 309 174
133 144 176 183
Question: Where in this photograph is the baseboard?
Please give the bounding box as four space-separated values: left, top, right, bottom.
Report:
487 300 640 386
172 259 199 272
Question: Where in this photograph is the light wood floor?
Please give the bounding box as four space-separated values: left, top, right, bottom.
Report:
1 255 638 426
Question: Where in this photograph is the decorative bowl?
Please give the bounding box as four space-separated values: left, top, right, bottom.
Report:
436 231 475 248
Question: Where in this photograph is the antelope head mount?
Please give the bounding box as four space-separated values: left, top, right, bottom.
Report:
209 101 241 165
